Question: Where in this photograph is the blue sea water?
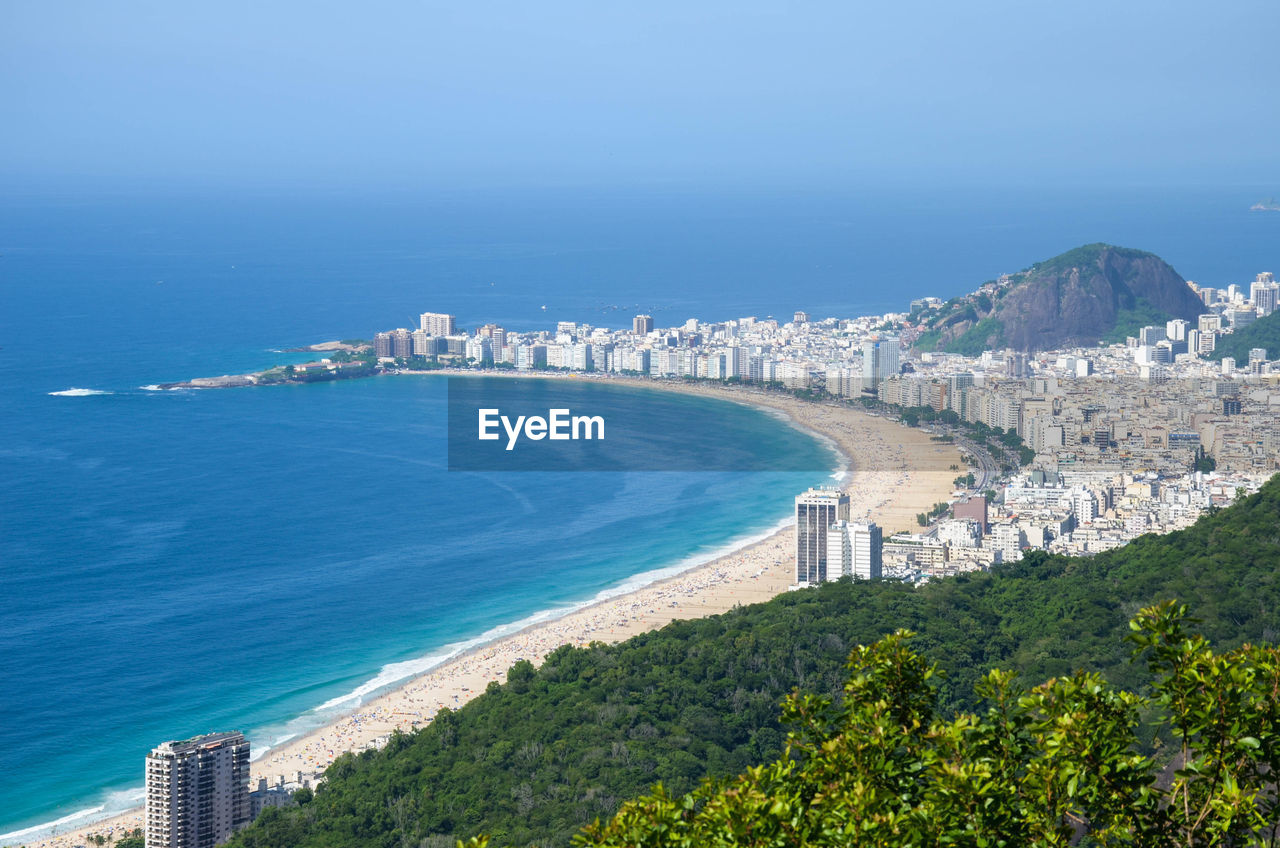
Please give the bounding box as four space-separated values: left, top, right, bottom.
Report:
0 184 1276 839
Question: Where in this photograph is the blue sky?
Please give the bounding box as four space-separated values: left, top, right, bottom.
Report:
2 1 1277 190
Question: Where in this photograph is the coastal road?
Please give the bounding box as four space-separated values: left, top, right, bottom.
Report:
948 432 999 493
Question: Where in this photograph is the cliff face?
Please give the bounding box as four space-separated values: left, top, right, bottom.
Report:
917 244 1205 354
993 245 1204 351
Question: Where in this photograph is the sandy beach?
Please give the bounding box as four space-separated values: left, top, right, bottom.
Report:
20 381 961 848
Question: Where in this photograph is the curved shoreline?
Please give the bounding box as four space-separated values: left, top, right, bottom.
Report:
12 380 963 848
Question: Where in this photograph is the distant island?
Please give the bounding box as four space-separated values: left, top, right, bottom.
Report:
1251 197 1280 212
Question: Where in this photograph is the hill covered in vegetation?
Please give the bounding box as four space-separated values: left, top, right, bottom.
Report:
1209 307 1280 362
912 244 1204 354
231 475 1280 848
582 603 1280 847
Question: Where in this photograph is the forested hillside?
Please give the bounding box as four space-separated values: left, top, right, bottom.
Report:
1209 308 1280 362
582 604 1280 847
231 475 1280 848
912 244 1203 353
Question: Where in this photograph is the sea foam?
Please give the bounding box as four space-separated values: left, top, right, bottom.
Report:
0 805 107 844
0 787 145 845
48 388 113 397
302 512 795 722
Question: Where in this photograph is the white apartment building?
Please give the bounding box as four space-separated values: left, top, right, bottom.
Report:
419 312 456 336
146 731 250 848
827 520 884 581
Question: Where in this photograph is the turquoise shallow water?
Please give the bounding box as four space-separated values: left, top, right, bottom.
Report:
1 184 1275 839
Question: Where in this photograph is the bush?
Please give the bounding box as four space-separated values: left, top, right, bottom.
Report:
580 603 1280 847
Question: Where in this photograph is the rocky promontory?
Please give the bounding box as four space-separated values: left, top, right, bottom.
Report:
912 244 1205 354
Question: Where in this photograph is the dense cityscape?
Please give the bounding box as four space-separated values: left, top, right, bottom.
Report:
358 272 1280 589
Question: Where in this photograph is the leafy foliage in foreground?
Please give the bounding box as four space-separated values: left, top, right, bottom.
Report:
581 603 1280 847
229 476 1280 848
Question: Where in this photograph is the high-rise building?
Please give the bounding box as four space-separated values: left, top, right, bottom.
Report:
795 488 849 585
411 329 435 357
1228 307 1258 330
827 522 850 578
847 521 883 580
571 343 594 371
392 328 412 358
1257 284 1279 317
1005 352 1029 378
633 315 654 335
419 312 456 336
1069 488 1098 524
1138 326 1166 346
465 336 493 363
515 344 547 370
146 731 249 848
861 337 900 388
1186 329 1201 357
951 496 989 533
477 324 506 353
1250 273 1278 316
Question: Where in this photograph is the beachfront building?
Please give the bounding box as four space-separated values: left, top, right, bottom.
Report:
861 336 901 388
419 311 456 336
145 731 250 848
795 487 850 585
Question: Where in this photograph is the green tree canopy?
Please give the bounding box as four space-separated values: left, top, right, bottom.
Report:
580 603 1280 848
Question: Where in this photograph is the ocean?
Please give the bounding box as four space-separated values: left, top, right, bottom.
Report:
0 184 1276 839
